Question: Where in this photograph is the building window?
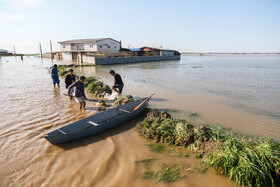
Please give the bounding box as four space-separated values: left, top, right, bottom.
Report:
108 45 110 48
90 45 93 48
99 45 102 48
63 45 66 48
115 46 116 48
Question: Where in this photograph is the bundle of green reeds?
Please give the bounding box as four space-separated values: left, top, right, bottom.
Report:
85 76 112 97
136 109 280 186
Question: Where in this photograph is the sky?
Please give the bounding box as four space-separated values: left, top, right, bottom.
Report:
0 0 280 53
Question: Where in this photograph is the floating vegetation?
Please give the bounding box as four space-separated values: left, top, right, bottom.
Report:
57 66 69 76
190 112 198 116
85 76 112 98
140 164 187 183
169 109 178 112
48 65 79 77
113 95 134 106
135 158 157 165
192 66 203 68
146 143 169 153
139 66 161 69
136 109 280 187
177 152 190 158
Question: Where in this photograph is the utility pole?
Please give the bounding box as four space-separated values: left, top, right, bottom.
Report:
39 43 43 58
50 40 53 60
77 45 79 62
14 45 16 57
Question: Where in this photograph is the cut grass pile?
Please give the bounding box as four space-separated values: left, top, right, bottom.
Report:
136 108 280 187
85 76 112 98
113 95 134 106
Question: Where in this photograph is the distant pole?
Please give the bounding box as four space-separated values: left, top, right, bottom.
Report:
14 45 16 57
50 40 53 60
39 43 43 58
77 45 79 62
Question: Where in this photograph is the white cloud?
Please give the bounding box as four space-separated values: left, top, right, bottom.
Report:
1 0 43 9
0 12 29 21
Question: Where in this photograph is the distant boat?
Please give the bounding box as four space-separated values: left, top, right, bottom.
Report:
44 97 150 144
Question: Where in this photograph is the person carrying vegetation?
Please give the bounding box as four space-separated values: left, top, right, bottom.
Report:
67 76 87 109
65 69 76 89
109 70 124 96
51 64 60 87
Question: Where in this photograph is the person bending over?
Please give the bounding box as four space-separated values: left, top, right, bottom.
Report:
65 69 76 89
68 76 87 109
109 70 124 96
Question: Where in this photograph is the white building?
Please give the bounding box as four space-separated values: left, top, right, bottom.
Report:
58 38 121 60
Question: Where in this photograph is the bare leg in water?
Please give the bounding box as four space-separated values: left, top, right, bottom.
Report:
112 86 120 96
79 101 86 109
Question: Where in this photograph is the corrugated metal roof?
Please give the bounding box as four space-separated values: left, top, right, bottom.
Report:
129 48 141 52
140 46 177 51
58 38 120 44
0 49 8 52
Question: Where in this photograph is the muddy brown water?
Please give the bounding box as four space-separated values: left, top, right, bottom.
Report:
1 55 279 186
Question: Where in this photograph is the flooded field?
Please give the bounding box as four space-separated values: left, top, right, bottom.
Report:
0 55 279 186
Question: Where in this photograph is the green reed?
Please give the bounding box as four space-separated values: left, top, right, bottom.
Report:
136 109 280 186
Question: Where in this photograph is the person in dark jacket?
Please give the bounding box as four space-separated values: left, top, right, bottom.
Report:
109 70 124 96
68 76 87 109
65 69 76 89
51 64 60 87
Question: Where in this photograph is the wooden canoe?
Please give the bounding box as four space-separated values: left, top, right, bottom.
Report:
44 97 149 144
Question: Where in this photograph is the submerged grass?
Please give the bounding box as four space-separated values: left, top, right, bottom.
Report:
177 152 190 158
140 164 186 183
192 66 203 68
137 108 280 186
169 109 178 112
146 143 169 153
190 112 198 116
138 66 161 69
136 158 157 165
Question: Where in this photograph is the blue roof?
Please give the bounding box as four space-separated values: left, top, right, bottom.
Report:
0 49 8 52
129 48 140 52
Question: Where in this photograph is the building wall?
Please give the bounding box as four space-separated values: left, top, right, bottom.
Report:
82 56 96 64
160 50 175 56
84 43 98 52
62 52 72 60
92 55 180 65
60 44 71 52
97 39 120 54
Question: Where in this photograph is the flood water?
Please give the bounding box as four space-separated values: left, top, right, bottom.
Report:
1 55 279 186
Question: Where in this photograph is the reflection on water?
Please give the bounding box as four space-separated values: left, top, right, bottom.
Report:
0 55 279 186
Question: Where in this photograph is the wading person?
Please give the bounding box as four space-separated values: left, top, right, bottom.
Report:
51 64 60 87
68 76 87 109
109 70 124 96
65 69 76 89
